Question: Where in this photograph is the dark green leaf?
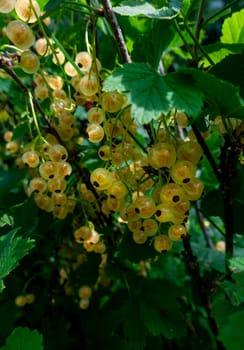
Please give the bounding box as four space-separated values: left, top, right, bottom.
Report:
44 0 62 11
201 190 224 219
0 229 35 292
218 311 244 350
212 291 236 327
0 169 26 196
210 52 244 98
184 69 244 120
10 197 39 235
132 21 175 69
229 257 244 272
12 122 30 141
165 72 203 117
122 299 147 350
1 327 43 350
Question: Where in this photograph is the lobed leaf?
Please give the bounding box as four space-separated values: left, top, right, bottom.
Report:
0 327 43 350
221 9 244 44
103 63 203 123
0 229 35 292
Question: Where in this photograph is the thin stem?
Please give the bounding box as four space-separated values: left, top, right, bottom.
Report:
183 20 214 66
191 123 222 180
101 0 131 64
194 201 215 249
193 0 206 58
173 19 194 57
27 91 46 143
198 208 226 236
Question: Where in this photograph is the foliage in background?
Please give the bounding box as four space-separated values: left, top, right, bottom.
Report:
0 0 244 350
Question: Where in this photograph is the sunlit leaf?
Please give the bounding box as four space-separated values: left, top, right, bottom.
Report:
221 9 244 44
113 1 178 19
103 63 203 123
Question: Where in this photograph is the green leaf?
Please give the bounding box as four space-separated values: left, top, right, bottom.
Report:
210 52 244 98
201 43 244 67
132 21 175 69
12 122 30 141
1 327 43 350
180 0 191 17
218 311 244 350
104 63 170 123
103 63 203 124
212 291 236 327
0 229 35 292
184 69 244 120
10 197 39 235
0 169 26 196
140 279 186 339
113 1 178 19
221 9 244 44
229 257 244 272
0 79 12 93
165 72 203 117
44 0 62 11
122 299 147 350
0 214 14 228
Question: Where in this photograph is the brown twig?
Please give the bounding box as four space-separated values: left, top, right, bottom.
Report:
101 0 131 64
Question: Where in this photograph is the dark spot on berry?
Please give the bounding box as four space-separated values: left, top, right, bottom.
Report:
78 63 83 68
110 194 116 199
185 210 189 216
156 210 161 217
183 178 190 183
135 207 140 214
99 151 105 157
49 174 55 179
34 190 40 193
173 195 180 202
55 189 61 193
93 181 99 188
61 154 66 160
